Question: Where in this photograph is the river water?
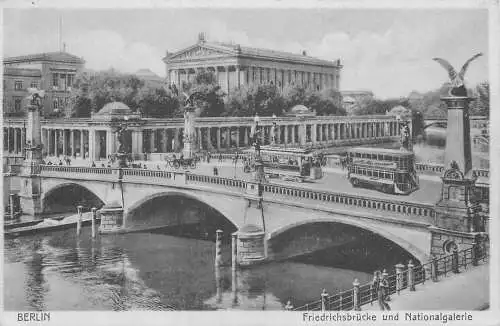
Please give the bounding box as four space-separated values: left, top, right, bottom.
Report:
3 127 489 311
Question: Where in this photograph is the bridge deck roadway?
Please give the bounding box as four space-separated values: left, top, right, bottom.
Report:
174 161 443 206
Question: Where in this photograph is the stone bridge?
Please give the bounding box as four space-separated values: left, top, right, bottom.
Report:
32 165 485 265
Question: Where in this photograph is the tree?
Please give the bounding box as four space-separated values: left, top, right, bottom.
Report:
226 84 286 117
136 87 180 118
182 71 226 117
470 81 489 117
282 85 345 116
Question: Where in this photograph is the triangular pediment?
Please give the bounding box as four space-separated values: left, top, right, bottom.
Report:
166 44 235 61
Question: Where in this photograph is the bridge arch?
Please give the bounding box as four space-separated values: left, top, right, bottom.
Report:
268 218 429 265
41 182 106 214
124 190 241 231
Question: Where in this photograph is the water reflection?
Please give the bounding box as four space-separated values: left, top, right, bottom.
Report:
5 228 372 311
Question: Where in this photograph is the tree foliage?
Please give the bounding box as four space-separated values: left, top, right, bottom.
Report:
282 85 345 116
67 69 182 118
226 84 286 117
181 71 226 117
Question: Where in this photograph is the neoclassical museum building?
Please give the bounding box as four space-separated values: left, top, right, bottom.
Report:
163 33 342 95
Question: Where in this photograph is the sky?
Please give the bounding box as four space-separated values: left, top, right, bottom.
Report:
3 8 489 98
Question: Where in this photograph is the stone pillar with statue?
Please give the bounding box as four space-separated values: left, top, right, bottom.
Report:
430 53 488 257
18 89 45 216
182 92 200 159
234 114 268 267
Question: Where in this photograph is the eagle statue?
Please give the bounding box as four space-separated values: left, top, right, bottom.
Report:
432 53 483 97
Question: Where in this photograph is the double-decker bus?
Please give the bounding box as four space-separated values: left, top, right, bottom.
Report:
243 146 320 182
347 147 419 195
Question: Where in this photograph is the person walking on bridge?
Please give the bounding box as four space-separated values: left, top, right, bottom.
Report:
377 272 391 311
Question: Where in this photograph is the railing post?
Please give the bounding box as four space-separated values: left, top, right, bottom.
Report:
452 247 459 273
353 278 360 311
407 261 415 291
472 241 478 266
431 255 438 282
395 263 404 295
321 288 329 311
285 300 293 311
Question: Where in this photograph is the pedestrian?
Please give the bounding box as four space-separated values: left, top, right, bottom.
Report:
91 161 96 167
59 160 63 166
219 153 223 163
213 166 218 176
207 153 211 164
377 272 391 311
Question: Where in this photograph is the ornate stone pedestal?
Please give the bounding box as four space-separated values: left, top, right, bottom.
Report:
236 224 266 267
99 201 124 234
19 103 43 216
113 152 129 168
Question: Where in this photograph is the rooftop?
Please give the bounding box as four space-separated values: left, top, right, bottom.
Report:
165 37 341 68
4 51 85 65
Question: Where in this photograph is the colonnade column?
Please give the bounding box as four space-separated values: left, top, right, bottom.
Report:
162 129 167 152
244 127 249 146
311 124 317 145
88 129 95 162
216 128 221 150
80 130 85 159
70 130 75 157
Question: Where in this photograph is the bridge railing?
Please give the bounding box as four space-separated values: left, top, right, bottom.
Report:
292 244 489 311
262 183 436 219
40 165 113 175
186 173 248 190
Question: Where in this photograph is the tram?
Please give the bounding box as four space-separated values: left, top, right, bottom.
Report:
346 147 419 195
243 146 320 182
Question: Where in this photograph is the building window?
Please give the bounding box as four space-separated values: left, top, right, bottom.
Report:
30 80 39 89
14 97 22 111
14 81 23 90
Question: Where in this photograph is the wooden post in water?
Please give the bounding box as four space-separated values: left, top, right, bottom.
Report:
76 205 83 236
232 232 238 270
9 194 15 219
215 229 223 267
91 207 97 239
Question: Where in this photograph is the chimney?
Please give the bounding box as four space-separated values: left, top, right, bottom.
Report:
302 50 307 56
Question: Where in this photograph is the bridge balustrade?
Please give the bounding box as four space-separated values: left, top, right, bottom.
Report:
40 165 113 175
262 183 435 219
415 163 445 174
186 173 248 190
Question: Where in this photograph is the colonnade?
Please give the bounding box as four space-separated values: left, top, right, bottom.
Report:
3 127 26 156
3 118 404 162
168 65 340 96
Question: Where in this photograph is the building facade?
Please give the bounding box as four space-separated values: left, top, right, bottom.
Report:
3 51 85 117
163 33 342 95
